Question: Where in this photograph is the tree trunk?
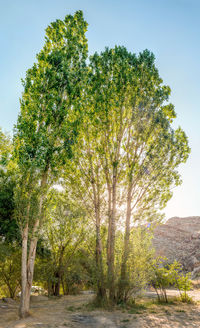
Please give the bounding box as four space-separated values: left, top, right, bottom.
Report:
107 170 117 302
54 246 65 296
19 169 48 318
118 184 132 302
61 276 66 295
24 223 39 314
96 221 106 299
48 280 54 297
106 185 111 269
19 222 29 318
54 271 61 296
89 160 106 301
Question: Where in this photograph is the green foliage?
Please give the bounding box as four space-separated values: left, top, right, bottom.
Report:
0 128 12 166
116 227 154 302
173 271 192 303
86 46 190 220
34 191 92 296
0 129 19 242
0 169 20 242
13 10 88 234
14 10 88 173
151 259 192 303
0 129 21 299
0 243 21 298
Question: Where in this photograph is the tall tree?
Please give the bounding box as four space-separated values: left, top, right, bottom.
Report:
81 47 190 302
14 11 88 318
116 50 190 302
64 120 107 300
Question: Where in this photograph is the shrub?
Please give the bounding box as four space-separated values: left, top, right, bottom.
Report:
151 258 192 303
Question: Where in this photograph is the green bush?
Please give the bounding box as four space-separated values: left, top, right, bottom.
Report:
151 258 192 303
0 243 21 298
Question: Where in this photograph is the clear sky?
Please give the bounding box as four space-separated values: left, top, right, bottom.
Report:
0 0 200 219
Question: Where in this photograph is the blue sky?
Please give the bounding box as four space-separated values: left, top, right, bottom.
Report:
1 0 200 219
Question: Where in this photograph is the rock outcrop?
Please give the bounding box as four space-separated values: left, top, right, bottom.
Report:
153 216 200 278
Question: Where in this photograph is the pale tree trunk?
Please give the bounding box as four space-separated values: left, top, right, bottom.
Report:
92 184 106 300
96 216 106 299
107 168 117 302
118 183 132 302
19 222 29 318
23 217 40 314
87 142 106 300
106 114 123 302
19 170 48 318
106 185 111 268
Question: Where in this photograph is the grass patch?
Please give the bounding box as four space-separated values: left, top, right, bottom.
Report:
152 298 177 306
149 309 157 313
172 295 195 304
66 306 77 312
83 299 112 311
128 309 142 314
121 319 130 323
82 295 191 315
126 303 147 314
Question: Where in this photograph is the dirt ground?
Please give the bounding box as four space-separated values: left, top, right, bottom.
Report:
1 291 200 328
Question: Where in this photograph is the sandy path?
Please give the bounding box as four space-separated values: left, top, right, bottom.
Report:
1 292 200 328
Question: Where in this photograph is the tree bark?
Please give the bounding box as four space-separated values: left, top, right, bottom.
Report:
19 222 29 318
88 149 106 301
24 224 39 314
96 220 106 299
106 184 111 269
54 271 61 296
118 183 132 302
19 169 48 318
107 168 117 302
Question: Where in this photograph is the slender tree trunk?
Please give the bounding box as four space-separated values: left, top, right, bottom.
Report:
107 170 117 302
54 271 61 296
94 190 106 299
96 220 106 299
48 280 53 297
89 158 106 301
118 184 132 302
106 185 111 268
54 246 65 296
19 169 48 318
19 222 29 318
24 220 39 314
61 276 66 295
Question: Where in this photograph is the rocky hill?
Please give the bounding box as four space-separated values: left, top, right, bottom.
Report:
153 216 200 278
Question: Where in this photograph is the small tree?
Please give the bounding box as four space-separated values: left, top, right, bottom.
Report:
169 264 192 302
41 191 88 296
151 259 192 303
116 226 154 303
